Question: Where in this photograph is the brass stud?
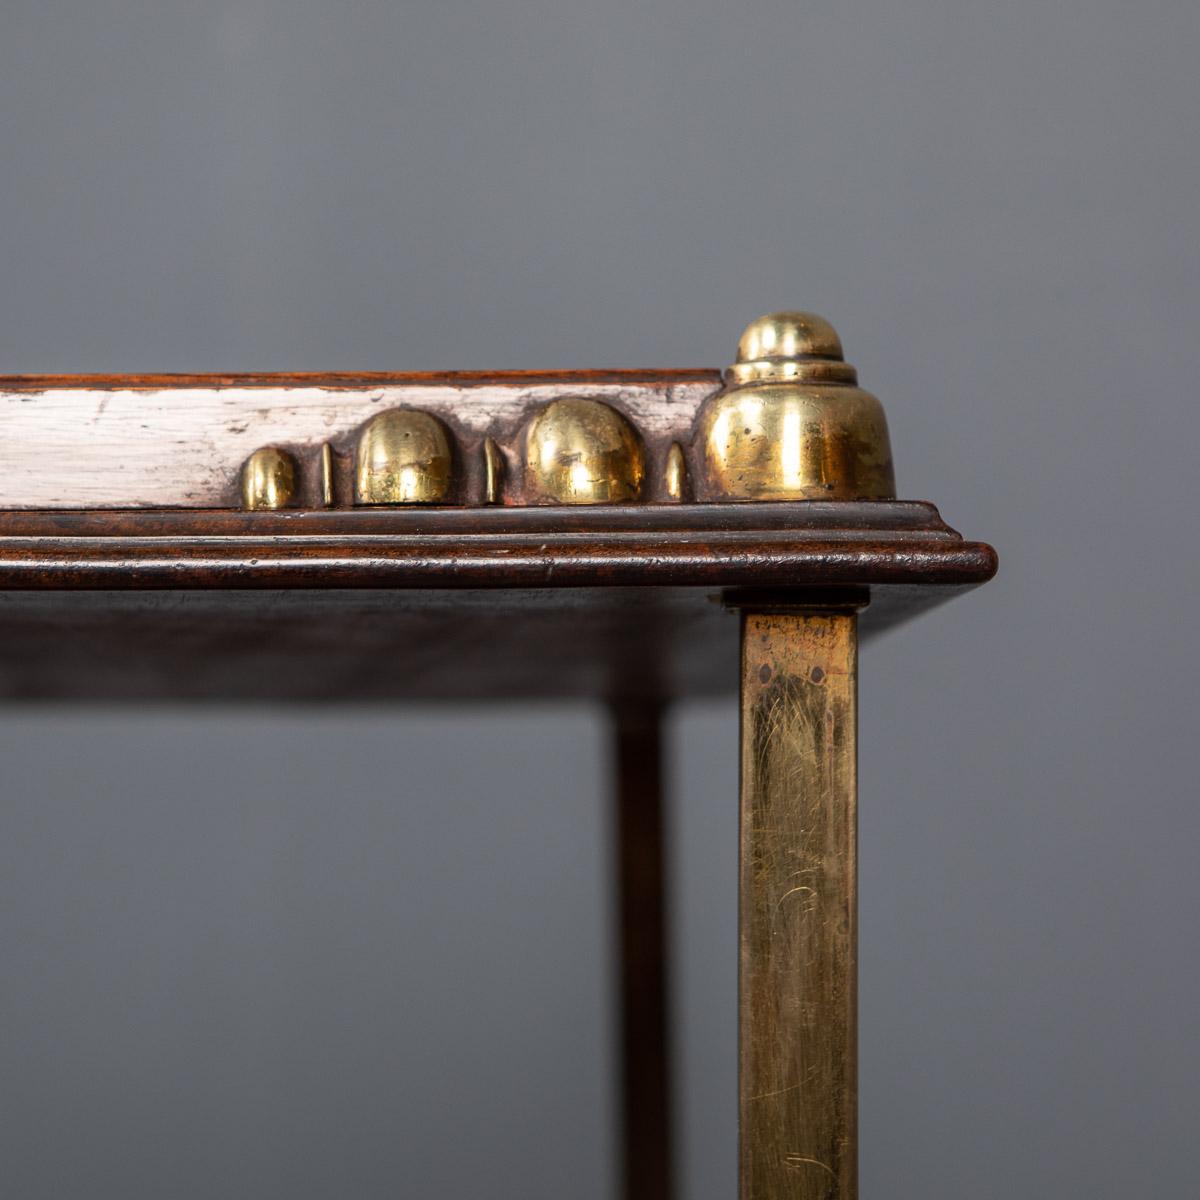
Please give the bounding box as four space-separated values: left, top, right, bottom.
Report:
697 312 896 502
483 437 505 504
354 408 454 505
664 442 689 502
523 398 644 505
240 446 297 510
319 442 334 507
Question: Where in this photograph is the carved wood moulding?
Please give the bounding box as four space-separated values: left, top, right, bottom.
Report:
0 313 896 511
0 371 716 510
0 313 998 699
0 313 996 612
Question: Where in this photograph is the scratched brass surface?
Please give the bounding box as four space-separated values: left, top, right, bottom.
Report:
740 610 858 1200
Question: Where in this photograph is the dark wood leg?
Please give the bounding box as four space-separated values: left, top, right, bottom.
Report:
611 701 673 1200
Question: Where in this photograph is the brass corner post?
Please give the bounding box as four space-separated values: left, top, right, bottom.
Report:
712 313 883 1198
738 605 859 1200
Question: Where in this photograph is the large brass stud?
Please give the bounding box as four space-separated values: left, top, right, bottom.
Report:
241 446 297 510
697 312 896 501
523 398 645 504
354 408 454 504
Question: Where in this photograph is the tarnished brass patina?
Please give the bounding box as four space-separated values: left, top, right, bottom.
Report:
483 437 505 504
698 312 895 501
740 608 859 1200
664 442 688 502
522 398 644 504
240 446 297 510
354 408 454 505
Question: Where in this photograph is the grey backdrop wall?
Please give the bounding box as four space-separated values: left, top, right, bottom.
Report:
1 1 1197 1197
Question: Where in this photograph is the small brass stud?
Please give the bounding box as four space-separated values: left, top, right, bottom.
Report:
697 312 896 502
523 398 645 505
354 408 454 505
664 442 689 502
319 443 334 507
241 446 297 510
483 437 505 504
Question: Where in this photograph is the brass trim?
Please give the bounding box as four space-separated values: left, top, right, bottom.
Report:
483 436 505 505
240 446 297 510
740 609 858 1199
664 442 688 502
522 397 645 505
152 312 903 510
354 408 454 505
320 442 334 507
698 312 896 502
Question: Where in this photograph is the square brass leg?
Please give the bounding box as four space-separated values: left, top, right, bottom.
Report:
739 610 858 1199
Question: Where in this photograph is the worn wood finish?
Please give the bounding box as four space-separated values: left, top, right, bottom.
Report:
0 499 972 537
740 610 858 1200
0 372 718 509
0 370 717 389
0 502 993 702
611 702 673 1200
0 502 996 591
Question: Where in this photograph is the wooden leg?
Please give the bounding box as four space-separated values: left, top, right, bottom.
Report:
611 701 673 1200
739 610 858 1200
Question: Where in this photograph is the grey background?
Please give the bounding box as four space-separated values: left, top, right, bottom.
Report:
1 1 1197 1197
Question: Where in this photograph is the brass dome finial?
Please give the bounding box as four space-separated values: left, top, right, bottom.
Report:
523 398 644 504
696 312 896 501
354 408 455 504
735 311 843 371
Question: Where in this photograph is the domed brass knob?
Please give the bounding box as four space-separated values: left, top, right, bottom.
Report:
523 398 644 504
734 311 844 371
354 409 454 504
241 446 297 510
697 312 896 501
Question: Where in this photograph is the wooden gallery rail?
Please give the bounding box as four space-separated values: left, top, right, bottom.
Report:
0 313 996 1199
